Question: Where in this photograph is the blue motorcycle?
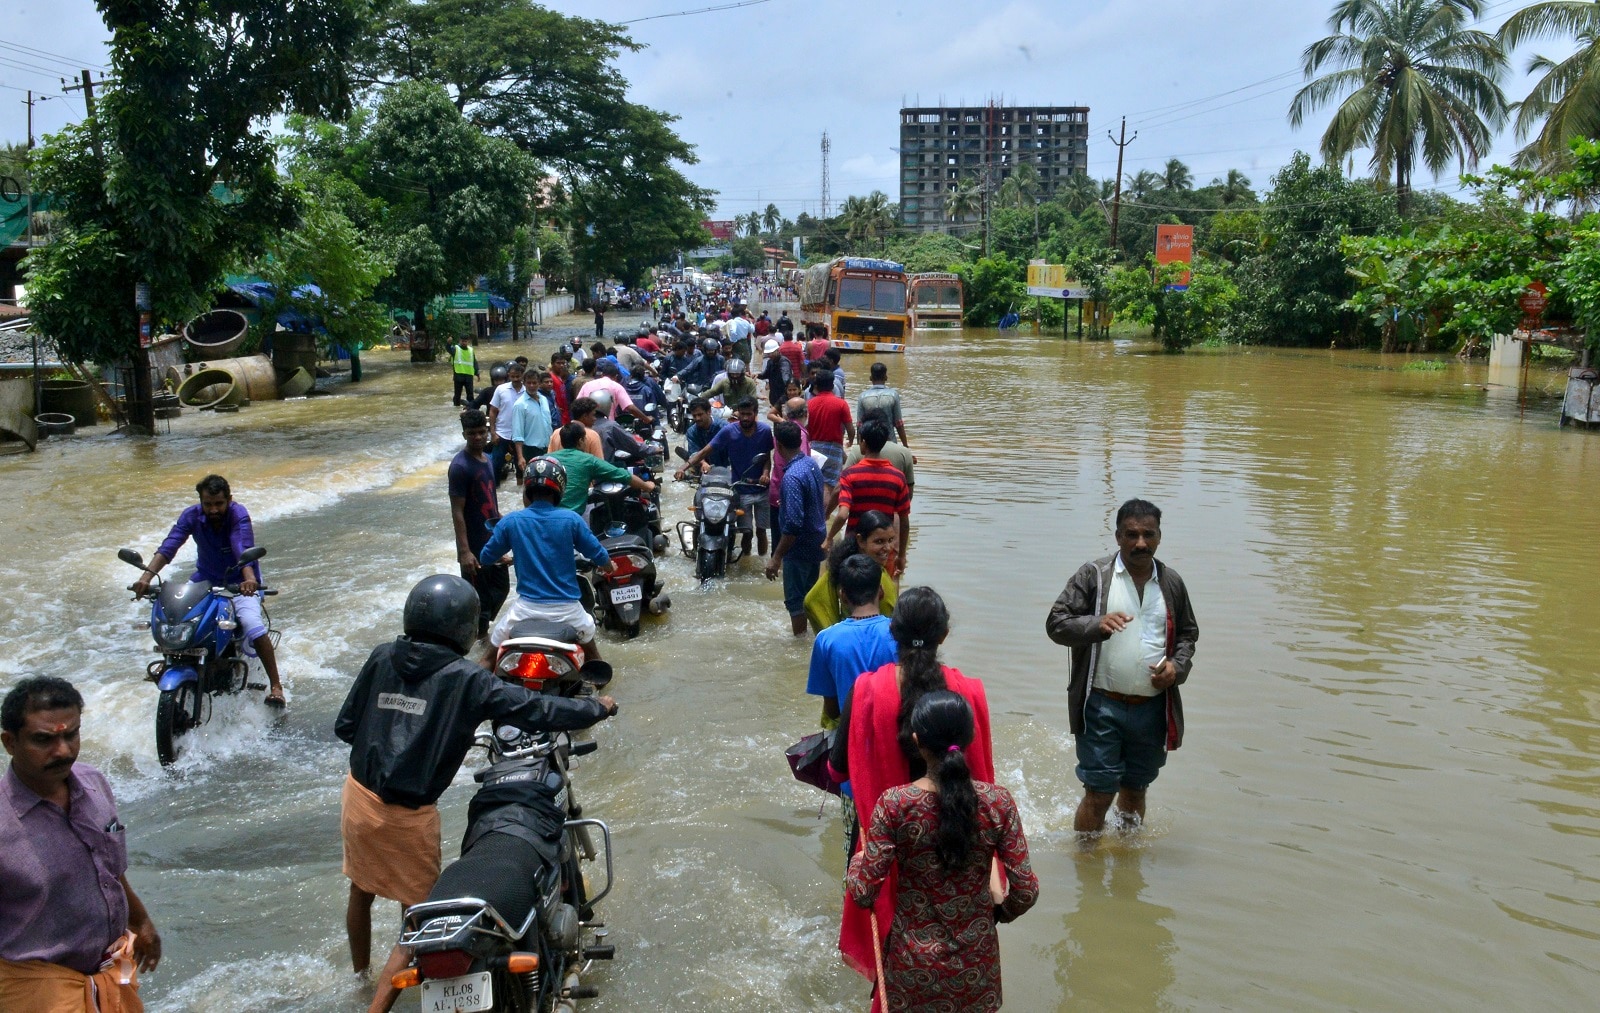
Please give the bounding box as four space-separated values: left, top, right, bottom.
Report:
118 545 277 765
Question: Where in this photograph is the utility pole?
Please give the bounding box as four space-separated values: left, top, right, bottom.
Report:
23 91 34 247
62 71 106 161
1107 116 1136 256
820 131 831 219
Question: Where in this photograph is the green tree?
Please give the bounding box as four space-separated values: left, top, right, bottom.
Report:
1212 169 1256 205
944 181 982 225
762 203 782 234
1161 158 1194 192
956 255 1026 326
25 0 369 384
487 225 538 341
1059 172 1101 214
1498 2 1600 167
1232 152 1399 345
841 191 896 248
1124 170 1161 200
997 163 1042 209
1289 0 1508 216
1109 257 1239 351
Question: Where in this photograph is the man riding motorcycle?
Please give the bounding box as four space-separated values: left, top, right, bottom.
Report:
336 574 617 1013
131 474 286 707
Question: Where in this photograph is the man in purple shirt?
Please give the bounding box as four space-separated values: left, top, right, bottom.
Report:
0 676 160 1007
131 474 286 707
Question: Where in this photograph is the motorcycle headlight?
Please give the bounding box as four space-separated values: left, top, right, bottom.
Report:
703 499 730 523
154 621 198 649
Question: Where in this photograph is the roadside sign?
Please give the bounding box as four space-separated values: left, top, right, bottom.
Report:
1519 281 1548 318
1156 225 1193 290
1026 262 1087 300
448 291 490 313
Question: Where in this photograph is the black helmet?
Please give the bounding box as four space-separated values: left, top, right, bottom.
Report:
490 364 510 385
701 337 720 356
525 456 568 499
403 574 480 655
726 358 747 377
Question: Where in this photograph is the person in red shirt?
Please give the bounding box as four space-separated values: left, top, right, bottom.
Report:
778 332 806 383
807 326 831 363
804 368 855 490
825 418 909 566
548 352 573 425
636 331 661 355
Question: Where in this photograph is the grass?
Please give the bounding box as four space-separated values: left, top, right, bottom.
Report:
1400 359 1448 372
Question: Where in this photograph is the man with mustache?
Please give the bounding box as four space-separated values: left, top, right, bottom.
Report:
0 676 160 1010
1045 499 1200 839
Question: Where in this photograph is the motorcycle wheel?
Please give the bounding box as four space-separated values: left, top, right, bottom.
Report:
626 620 641 639
695 548 718 582
154 683 201 766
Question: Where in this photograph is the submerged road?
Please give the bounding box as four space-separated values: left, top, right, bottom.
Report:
0 315 1596 1010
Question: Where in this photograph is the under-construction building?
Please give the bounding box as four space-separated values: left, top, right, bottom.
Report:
898 103 1090 231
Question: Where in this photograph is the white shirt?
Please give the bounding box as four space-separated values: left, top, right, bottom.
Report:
489 382 523 440
1093 554 1168 697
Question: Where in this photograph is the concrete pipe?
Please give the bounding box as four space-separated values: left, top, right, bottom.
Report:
193 355 278 401
176 368 245 409
183 309 250 358
278 367 314 398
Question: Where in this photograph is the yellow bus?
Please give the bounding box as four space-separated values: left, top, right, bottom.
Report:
799 257 910 353
908 272 964 329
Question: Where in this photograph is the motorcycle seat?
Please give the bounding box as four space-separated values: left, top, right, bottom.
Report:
428 830 557 933
506 618 581 644
600 533 651 554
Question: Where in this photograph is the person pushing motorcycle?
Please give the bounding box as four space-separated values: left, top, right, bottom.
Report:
131 474 286 708
336 574 617 1013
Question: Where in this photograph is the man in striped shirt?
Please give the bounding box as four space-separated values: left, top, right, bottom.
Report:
824 419 909 568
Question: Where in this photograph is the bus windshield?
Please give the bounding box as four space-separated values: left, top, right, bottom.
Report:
837 277 873 310
872 280 906 313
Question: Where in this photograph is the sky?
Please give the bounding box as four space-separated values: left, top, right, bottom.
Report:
1 0 1569 218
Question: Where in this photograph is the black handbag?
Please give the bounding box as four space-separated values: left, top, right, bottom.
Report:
786 730 840 796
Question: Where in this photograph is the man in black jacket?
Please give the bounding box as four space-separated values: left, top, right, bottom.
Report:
1045 499 1198 840
336 574 616 1013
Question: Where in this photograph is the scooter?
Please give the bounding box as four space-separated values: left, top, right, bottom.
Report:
584 479 670 638
392 714 616 1013
663 377 688 435
491 616 613 700
117 545 278 765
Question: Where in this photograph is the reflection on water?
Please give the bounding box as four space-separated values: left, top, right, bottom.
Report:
0 322 1597 1010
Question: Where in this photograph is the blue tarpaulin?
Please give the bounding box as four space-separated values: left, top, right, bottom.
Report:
225 278 326 330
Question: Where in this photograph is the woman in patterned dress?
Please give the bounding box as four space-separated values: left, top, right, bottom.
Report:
846 691 1038 1012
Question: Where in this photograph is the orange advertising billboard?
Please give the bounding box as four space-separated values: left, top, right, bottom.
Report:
1155 224 1194 291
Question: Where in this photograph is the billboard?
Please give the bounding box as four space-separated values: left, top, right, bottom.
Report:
702 219 736 242
1026 261 1088 300
1155 225 1194 291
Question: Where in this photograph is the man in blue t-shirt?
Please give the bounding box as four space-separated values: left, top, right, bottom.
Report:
478 456 614 663
683 398 726 461
448 410 507 641
806 554 896 740
766 421 827 636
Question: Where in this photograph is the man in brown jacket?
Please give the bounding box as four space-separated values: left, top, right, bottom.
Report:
1046 499 1199 837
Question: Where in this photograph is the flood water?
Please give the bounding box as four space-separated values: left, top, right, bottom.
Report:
1 317 1597 1011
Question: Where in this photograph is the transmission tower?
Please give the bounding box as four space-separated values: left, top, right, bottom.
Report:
820 131 831 219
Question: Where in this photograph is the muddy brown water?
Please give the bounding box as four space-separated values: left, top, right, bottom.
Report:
0 318 1595 1010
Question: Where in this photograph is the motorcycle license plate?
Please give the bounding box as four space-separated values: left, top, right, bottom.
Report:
419 972 493 1012
610 584 644 604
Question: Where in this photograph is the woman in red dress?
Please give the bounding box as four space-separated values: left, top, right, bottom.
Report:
847 691 1038 1011
828 587 997 1008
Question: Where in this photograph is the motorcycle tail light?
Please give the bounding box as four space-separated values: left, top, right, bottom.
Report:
506 953 540 973
391 968 420 990
610 553 647 578
501 651 552 689
418 950 474 981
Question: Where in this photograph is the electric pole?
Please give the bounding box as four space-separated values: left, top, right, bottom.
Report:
820 131 831 219
1107 116 1136 256
22 90 34 246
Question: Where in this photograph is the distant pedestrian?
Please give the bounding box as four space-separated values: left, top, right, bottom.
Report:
846 691 1037 1013
0 676 161 1010
448 334 478 407
823 348 846 397
448 410 507 641
485 361 526 487
1045 498 1199 838
805 369 856 491
593 302 606 338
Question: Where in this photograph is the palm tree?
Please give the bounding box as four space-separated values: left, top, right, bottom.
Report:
1498 2 1600 167
761 202 782 234
1289 0 1509 216
1211 168 1255 205
1161 158 1194 192
944 180 982 225
742 212 763 237
1124 170 1161 200
1060 172 1100 214
997 162 1042 209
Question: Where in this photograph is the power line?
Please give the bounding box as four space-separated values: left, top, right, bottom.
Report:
620 0 776 25
0 40 108 72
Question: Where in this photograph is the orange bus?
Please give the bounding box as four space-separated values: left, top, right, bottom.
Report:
908 272 964 329
799 257 910 353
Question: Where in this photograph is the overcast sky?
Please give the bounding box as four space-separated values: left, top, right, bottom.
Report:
2 0 1562 217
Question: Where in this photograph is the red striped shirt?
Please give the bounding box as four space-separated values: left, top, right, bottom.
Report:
837 458 910 528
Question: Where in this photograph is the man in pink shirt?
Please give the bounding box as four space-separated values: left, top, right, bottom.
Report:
577 361 649 424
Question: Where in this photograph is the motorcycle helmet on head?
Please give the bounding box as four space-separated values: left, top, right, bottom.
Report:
403 574 480 655
701 337 720 356
726 358 747 377
589 389 615 416
524 455 568 500
489 364 510 386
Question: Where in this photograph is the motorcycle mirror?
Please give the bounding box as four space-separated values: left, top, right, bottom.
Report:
673 446 690 461
643 403 657 413
117 548 145 568
238 546 267 565
580 660 613 690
